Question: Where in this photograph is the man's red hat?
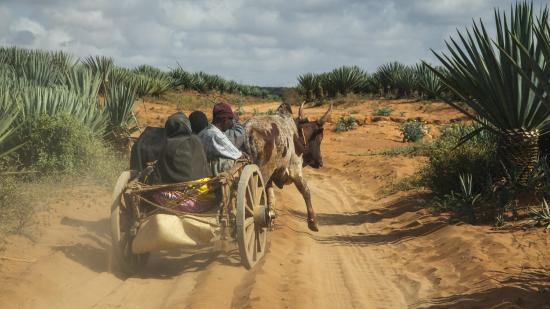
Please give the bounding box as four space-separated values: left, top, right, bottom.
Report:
213 102 235 121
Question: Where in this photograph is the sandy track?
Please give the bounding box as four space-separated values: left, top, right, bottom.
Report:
2 101 549 308
0 167 413 309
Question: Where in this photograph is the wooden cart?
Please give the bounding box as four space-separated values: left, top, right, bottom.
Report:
110 161 275 275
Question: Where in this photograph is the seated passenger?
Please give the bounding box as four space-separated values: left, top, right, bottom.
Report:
189 110 209 135
198 102 244 175
130 127 165 172
190 109 245 150
225 115 245 150
154 112 214 213
157 112 211 183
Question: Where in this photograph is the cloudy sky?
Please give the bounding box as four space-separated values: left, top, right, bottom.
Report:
0 0 544 86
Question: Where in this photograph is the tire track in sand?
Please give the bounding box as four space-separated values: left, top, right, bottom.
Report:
230 170 408 308
0 169 409 309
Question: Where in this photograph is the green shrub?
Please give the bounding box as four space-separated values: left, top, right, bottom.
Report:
373 107 393 116
0 177 33 236
421 124 498 195
432 173 480 223
17 114 111 175
334 115 357 132
400 121 425 142
530 199 550 230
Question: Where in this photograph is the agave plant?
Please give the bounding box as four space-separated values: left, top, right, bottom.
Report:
18 86 107 135
0 92 24 158
297 73 322 102
190 72 209 93
238 84 253 96
426 2 550 184
63 65 101 99
530 199 550 229
247 86 264 97
49 50 75 73
104 84 138 141
0 47 72 87
416 63 444 99
83 56 114 95
16 56 63 86
392 65 418 98
132 65 173 96
375 62 407 97
225 80 241 94
202 74 227 92
507 7 550 158
133 64 167 79
328 65 366 96
170 67 195 89
317 72 336 98
0 64 15 80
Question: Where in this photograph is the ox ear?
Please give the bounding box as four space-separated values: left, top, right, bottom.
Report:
317 103 333 126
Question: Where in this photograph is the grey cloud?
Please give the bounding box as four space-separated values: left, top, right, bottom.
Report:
10 30 35 45
0 0 541 86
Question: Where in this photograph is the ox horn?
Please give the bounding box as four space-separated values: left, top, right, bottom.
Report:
298 101 306 120
318 103 333 125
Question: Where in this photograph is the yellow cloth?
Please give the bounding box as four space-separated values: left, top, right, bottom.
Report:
192 177 210 195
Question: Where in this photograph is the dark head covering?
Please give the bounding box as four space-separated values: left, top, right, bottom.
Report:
189 111 209 134
165 112 191 137
213 102 235 122
157 113 211 183
130 127 165 172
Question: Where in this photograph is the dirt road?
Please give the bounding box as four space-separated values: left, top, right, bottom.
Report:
0 167 416 308
1 100 549 308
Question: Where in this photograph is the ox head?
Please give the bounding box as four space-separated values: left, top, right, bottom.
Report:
295 102 332 168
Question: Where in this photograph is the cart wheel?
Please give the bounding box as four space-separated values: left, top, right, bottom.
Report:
236 164 268 269
111 170 149 275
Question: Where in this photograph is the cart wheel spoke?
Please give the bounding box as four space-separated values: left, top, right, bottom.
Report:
246 187 255 210
245 204 254 216
244 217 254 230
246 225 255 254
255 229 262 253
249 176 257 204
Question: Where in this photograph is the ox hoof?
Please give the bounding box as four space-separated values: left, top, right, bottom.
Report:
307 219 319 232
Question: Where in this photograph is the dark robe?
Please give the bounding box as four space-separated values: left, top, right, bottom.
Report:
157 113 211 183
130 127 165 171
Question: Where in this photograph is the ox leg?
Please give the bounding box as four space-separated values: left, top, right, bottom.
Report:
292 176 319 232
267 185 276 209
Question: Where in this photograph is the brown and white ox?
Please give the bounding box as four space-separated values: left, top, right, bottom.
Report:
244 102 332 231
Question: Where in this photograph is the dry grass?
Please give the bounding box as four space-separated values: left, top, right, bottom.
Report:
144 89 275 111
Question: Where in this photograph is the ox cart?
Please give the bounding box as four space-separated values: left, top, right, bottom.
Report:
110 161 275 274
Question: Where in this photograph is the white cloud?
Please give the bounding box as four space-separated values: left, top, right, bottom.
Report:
159 0 241 29
44 8 113 30
0 5 12 42
11 17 45 36
0 0 518 86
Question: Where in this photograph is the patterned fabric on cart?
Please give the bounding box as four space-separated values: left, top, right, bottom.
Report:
152 178 216 213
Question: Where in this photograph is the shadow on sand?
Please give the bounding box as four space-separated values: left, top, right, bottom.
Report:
314 193 430 226
54 216 242 279
415 269 550 308
317 220 447 246
285 193 446 246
